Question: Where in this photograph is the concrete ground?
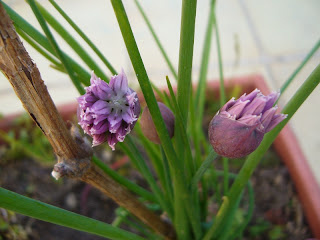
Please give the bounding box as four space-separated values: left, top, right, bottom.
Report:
1 0 320 184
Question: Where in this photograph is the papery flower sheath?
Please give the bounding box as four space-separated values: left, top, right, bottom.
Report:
77 70 140 150
140 102 175 144
208 89 287 158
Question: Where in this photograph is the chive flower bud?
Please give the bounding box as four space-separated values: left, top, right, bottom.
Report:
208 89 287 158
140 102 175 144
77 70 140 150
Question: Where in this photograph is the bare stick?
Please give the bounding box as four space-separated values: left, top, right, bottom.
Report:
0 4 175 239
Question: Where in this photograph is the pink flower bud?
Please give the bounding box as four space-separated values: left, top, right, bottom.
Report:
208 89 287 158
140 102 175 144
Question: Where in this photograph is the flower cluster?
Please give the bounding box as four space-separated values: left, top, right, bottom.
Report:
208 89 287 158
77 70 140 150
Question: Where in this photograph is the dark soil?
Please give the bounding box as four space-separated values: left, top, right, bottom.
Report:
0 157 116 240
244 154 312 240
1 54 315 239
0 112 313 240
0 148 313 240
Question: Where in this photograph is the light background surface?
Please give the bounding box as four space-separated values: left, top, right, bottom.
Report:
1 0 320 184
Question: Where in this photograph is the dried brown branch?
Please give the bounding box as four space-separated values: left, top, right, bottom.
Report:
0 7 90 168
0 4 175 239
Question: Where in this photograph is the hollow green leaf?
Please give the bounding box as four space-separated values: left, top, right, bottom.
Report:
0 187 146 240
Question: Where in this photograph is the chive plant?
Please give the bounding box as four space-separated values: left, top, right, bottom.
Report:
0 0 319 239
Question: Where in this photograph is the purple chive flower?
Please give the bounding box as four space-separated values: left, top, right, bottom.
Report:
208 89 287 158
77 70 140 150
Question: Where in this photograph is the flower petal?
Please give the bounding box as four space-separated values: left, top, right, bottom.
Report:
262 91 280 113
227 100 250 118
107 134 118 150
241 95 266 116
126 92 138 107
110 69 128 96
90 121 109 135
108 112 123 128
237 114 261 126
115 124 128 142
109 120 122 133
221 97 236 112
92 134 107 147
90 72 113 100
77 94 98 109
91 100 112 115
93 114 108 125
261 106 278 131
239 88 260 102
122 108 137 124
264 113 287 132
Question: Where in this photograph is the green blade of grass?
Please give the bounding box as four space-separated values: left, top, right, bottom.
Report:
92 156 157 203
215 14 226 106
189 91 202 167
224 180 254 240
280 39 320 95
0 187 146 240
2 2 91 86
162 91 175 112
133 125 168 198
27 0 84 94
134 0 178 80
166 77 202 239
48 0 117 76
110 1 198 238
159 146 174 215
176 0 197 125
16 27 88 90
214 5 229 199
190 148 218 190
166 76 195 179
16 28 61 67
119 137 172 218
192 0 216 172
204 169 255 239
195 0 216 121
174 1 199 238
222 157 229 195
149 81 171 107
35 1 109 81
204 196 230 240
110 0 178 169
112 207 130 227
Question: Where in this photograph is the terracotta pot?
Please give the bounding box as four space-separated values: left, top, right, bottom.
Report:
1 74 319 238
204 74 320 238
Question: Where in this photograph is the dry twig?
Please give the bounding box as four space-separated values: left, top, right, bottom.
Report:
0 4 175 239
